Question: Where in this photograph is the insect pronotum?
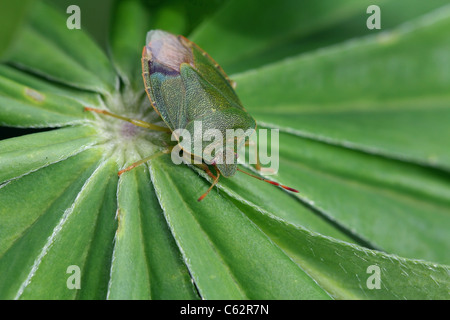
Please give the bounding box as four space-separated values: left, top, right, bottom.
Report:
85 30 298 201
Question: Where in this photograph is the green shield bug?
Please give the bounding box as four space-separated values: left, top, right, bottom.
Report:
86 30 298 201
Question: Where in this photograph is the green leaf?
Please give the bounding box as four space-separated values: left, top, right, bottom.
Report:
7 1 117 95
211 156 358 245
0 126 99 183
0 65 104 108
187 158 450 299
109 0 150 93
150 155 331 299
274 136 450 264
234 8 450 171
191 0 450 74
0 0 33 60
108 165 199 300
0 148 103 299
242 204 450 299
0 72 95 127
150 0 227 36
13 157 118 299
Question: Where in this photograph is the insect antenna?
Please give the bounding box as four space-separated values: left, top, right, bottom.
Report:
236 168 298 193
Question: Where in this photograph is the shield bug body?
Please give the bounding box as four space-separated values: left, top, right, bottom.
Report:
86 30 297 201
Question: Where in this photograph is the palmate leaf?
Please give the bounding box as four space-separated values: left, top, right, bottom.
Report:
7 1 118 96
0 0 449 300
190 0 450 74
234 8 450 170
0 0 34 60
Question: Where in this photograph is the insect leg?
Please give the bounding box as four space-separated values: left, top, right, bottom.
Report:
84 107 171 132
198 163 217 180
198 170 221 202
118 148 172 176
178 150 218 180
178 151 220 201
